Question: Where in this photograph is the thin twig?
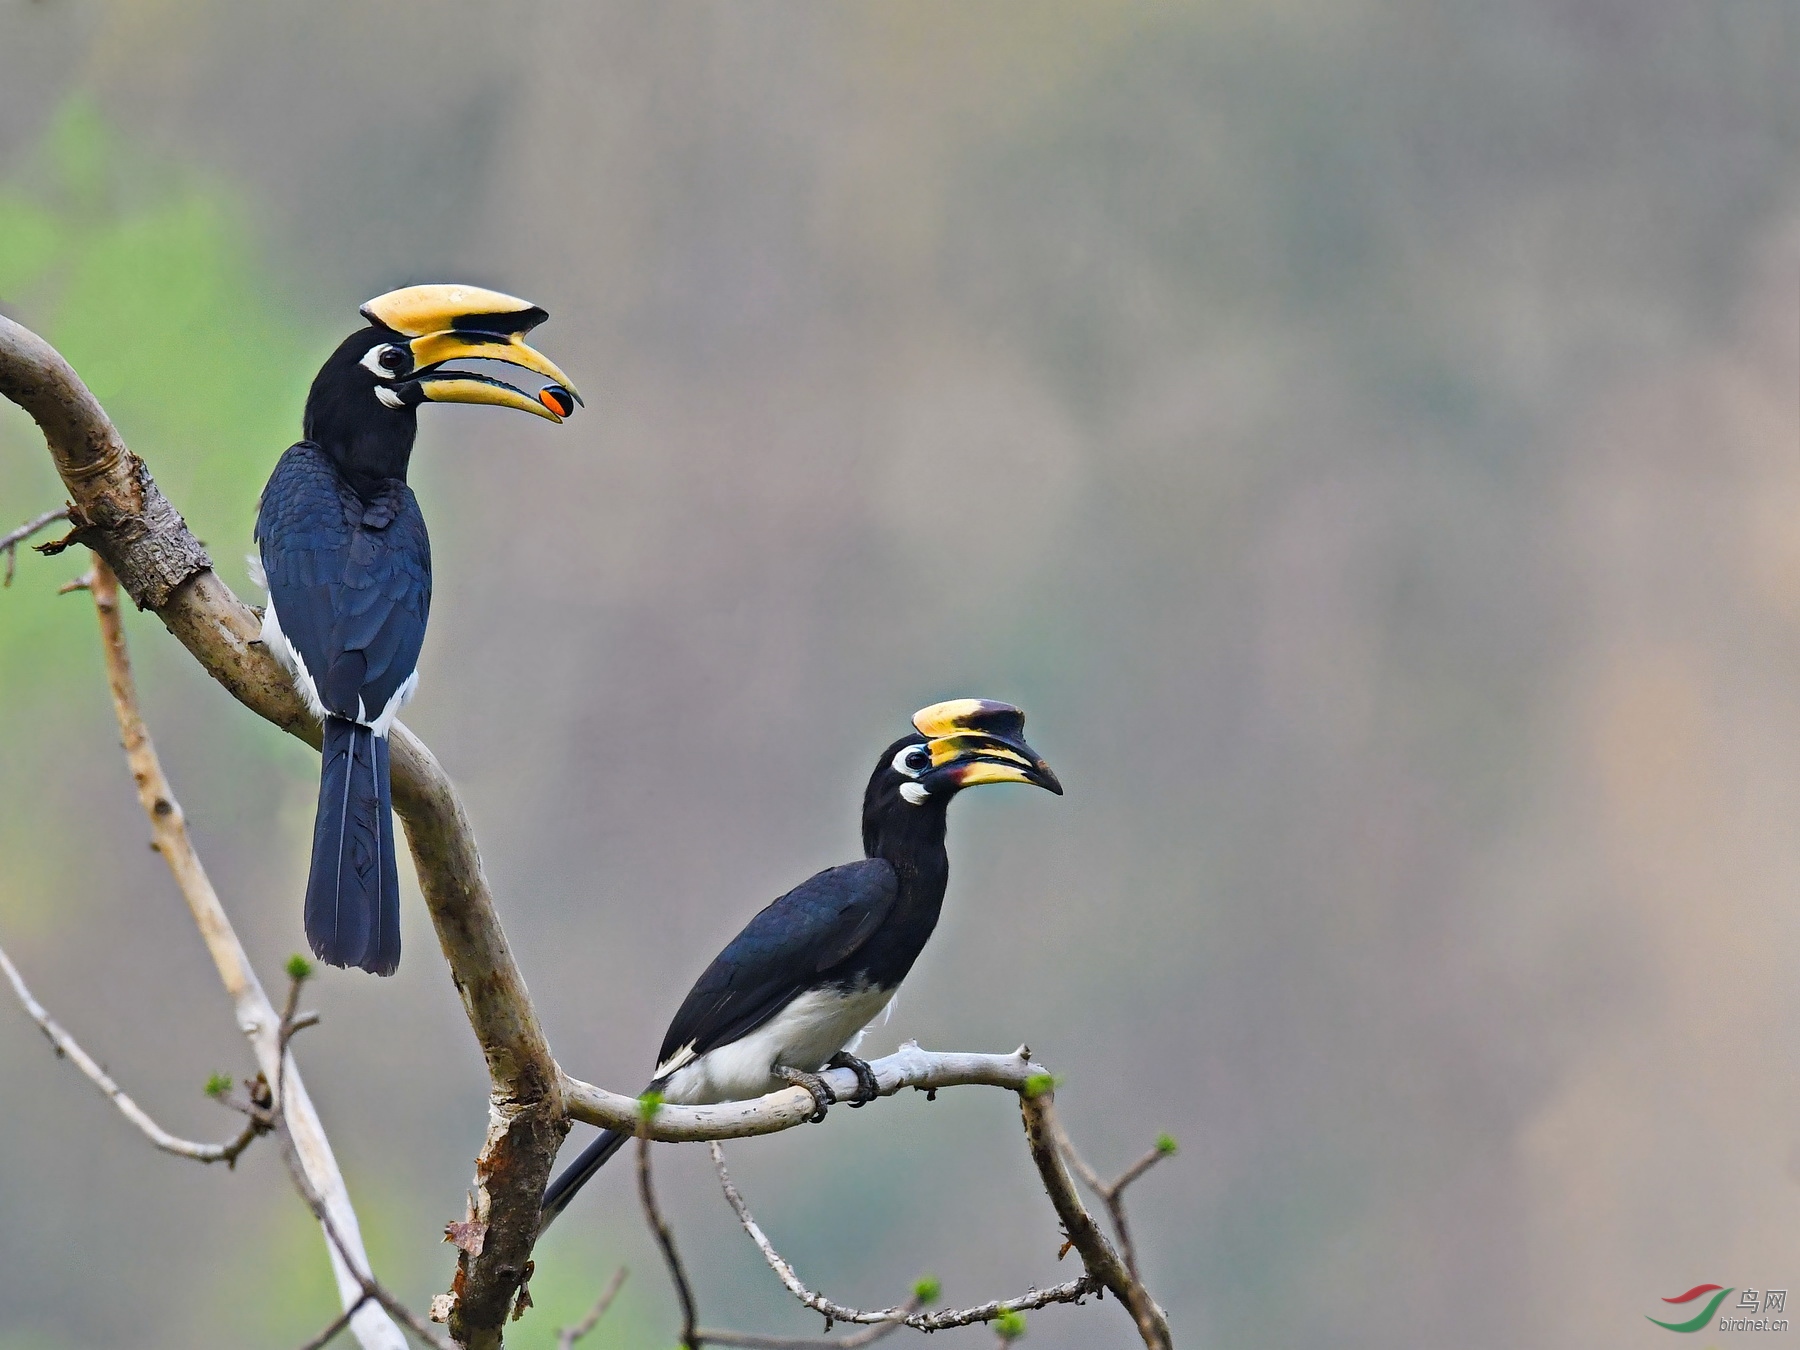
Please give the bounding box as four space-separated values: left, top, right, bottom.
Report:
2 315 1182 1350
278 1124 453 1349
694 1319 920 1350
1050 1121 1174 1286
274 962 321 1117
1018 1091 1171 1350
0 942 265 1164
3 316 563 1347
557 1266 628 1349
294 1293 375 1350
260 973 444 1350
1112 1147 1171 1196
904 1283 1096 1335
83 557 405 1350
707 1142 1098 1336
0 503 67 586
638 1133 700 1350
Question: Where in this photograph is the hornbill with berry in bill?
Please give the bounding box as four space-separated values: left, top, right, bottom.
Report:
256 284 580 975
537 699 1061 1231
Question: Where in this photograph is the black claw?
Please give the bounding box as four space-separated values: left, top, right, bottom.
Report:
828 1051 880 1107
777 1067 836 1123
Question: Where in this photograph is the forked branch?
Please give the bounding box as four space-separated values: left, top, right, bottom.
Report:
1 504 68 585
82 556 405 1350
556 1266 627 1350
1019 1089 1173 1349
634 1132 927 1350
708 1140 1099 1335
1051 1117 1177 1286
279 1119 453 1349
2 312 556 1350
621 1086 1176 1349
0 942 264 1165
2 313 1178 1350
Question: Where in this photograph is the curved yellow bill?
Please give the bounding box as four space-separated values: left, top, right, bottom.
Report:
407 329 582 403
912 698 1061 794
945 758 1058 791
360 283 583 405
924 733 1034 771
417 374 566 421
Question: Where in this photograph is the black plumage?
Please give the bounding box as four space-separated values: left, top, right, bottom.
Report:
538 702 1060 1231
257 342 431 975
256 286 577 974
309 716 400 975
656 858 900 1070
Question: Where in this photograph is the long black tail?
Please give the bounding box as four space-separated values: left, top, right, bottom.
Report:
306 715 401 975
538 1128 629 1233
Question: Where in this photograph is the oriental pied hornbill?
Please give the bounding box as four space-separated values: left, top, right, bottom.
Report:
256 285 580 975
537 699 1061 1232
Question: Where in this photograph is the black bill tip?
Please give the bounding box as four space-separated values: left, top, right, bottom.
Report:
538 384 578 418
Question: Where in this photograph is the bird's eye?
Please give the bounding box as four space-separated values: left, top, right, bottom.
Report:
892 745 932 779
359 344 412 379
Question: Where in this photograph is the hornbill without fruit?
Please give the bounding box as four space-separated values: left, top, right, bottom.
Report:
256 284 580 975
537 699 1061 1231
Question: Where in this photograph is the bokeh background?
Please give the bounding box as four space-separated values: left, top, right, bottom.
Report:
2 2 1799 1346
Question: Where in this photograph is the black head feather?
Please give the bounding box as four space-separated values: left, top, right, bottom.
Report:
303 327 420 498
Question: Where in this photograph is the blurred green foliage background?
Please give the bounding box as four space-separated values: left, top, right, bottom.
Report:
2 3 1798 1347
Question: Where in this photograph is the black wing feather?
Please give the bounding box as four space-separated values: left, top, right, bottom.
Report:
655 858 899 1071
256 442 431 721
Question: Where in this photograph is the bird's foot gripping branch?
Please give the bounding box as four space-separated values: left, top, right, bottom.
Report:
1 314 1175 1349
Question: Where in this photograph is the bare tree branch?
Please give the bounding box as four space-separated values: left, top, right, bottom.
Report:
1 503 68 585
80 555 406 1350
1051 1120 1175 1288
1018 1089 1172 1350
294 1294 375 1350
695 1313 920 1349
0 320 207 609
240 969 449 1350
562 1043 1049 1141
3 314 1180 1350
295 1300 373 1350
632 1138 928 1350
638 1133 701 1350
1 312 560 1350
556 1266 627 1350
708 1141 1098 1337
0 941 264 1164
278 1122 454 1349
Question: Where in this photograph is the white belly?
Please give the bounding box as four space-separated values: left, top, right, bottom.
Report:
659 983 895 1106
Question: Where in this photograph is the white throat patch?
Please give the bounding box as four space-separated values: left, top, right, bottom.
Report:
899 782 930 806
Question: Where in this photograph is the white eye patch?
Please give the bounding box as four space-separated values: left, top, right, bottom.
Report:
359 344 409 379
892 746 929 778
899 782 931 806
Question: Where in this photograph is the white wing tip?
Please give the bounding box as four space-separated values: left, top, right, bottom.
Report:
654 1043 698 1078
